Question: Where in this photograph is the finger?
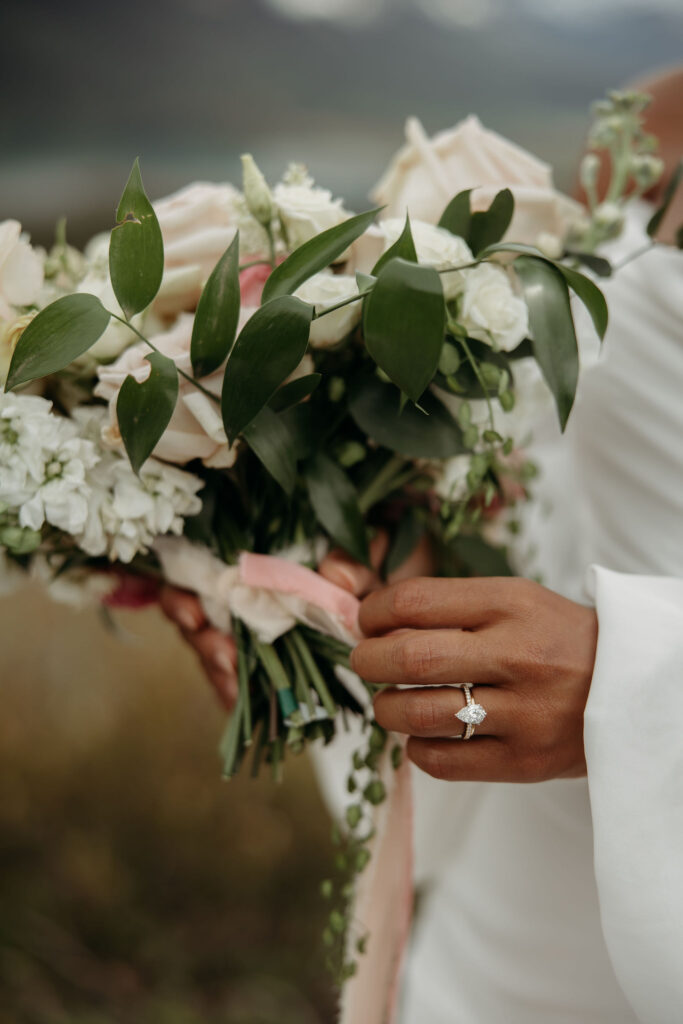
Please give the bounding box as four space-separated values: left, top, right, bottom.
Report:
374 685 504 738
387 533 435 583
204 665 239 711
159 585 207 633
407 736 512 782
351 629 506 686
359 576 511 637
319 530 389 597
191 628 238 678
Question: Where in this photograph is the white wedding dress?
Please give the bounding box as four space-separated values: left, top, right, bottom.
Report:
398 205 683 1023
315 204 683 1024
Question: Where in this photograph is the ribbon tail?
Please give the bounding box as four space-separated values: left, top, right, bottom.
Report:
338 746 414 1024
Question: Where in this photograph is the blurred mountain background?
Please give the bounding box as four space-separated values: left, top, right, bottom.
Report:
1 2 682 1021
3 0 683 246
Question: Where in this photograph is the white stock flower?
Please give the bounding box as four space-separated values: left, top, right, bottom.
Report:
0 220 44 320
274 179 349 250
72 407 203 564
0 390 97 536
294 271 361 348
460 263 528 352
379 218 472 299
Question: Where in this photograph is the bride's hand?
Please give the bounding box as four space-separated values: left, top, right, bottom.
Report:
319 528 436 597
350 577 598 782
159 586 239 710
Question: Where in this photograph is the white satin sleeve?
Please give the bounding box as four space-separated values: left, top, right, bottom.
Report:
584 566 683 1024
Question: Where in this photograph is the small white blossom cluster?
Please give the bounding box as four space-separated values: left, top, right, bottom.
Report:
0 393 202 566
0 391 98 539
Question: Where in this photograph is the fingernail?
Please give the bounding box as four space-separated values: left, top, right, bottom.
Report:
178 607 202 631
214 648 236 674
332 564 360 594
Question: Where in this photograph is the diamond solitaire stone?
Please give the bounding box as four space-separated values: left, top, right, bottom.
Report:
456 702 487 726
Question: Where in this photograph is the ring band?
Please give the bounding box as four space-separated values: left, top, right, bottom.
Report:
455 683 487 740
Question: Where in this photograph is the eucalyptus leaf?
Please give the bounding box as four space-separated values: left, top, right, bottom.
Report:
514 256 578 430
372 213 417 275
438 189 472 240
221 295 313 442
469 188 514 254
262 208 380 303
349 374 465 458
363 257 445 403
117 351 179 474
305 452 369 565
6 294 111 390
243 405 297 494
191 233 241 377
647 159 683 238
109 159 164 319
269 372 321 413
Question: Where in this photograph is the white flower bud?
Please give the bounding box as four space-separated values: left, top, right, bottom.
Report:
241 154 274 228
629 154 665 189
579 153 601 193
593 201 625 234
535 232 563 260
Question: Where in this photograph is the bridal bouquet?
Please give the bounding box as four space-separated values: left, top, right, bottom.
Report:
0 89 669 1011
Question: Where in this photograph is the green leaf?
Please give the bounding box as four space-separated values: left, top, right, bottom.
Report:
221 295 313 442
117 352 179 474
556 264 608 340
6 294 111 390
269 372 321 413
262 208 380 303
372 213 417 275
356 272 376 292
482 242 609 341
349 374 465 458
469 189 514 254
305 452 369 565
647 159 683 238
438 188 472 239
564 250 613 278
363 258 445 403
243 405 297 495
109 158 164 319
190 233 241 377
384 511 424 577
514 256 578 430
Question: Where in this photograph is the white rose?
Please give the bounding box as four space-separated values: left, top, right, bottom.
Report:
153 182 269 316
460 263 528 352
0 220 44 320
380 218 472 299
0 312 36 386
95 312 246 469
294 272 361 349
274 181 349 250
372 115 582 245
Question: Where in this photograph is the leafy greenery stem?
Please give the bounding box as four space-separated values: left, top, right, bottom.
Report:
357 454 407 514
110 312 221 405
458 334 496 433
312 259 484 323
